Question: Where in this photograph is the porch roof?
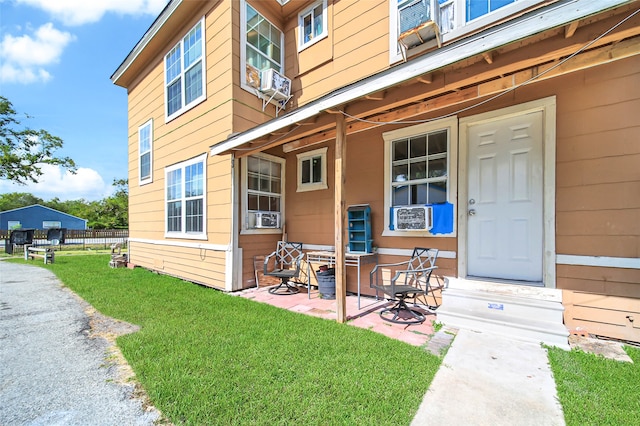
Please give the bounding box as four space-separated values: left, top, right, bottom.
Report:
209 0 632 157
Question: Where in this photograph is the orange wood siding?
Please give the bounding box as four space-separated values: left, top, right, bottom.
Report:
289 0 390 106
555 55 640 259
563 290 640 342
238 234 283 288
126 3 235 282
235 0 393 122
129 241 227 289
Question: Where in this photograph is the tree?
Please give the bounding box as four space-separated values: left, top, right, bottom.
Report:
0 192 44 211
91 179 128 229
0 96 76 184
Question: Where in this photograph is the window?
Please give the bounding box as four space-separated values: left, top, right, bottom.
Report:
242 154 285 232
383 117 457 236
465 0 517 22
165 154 207 238
7 221 21 230
42 221 61 229
391 130 448 206
165 18 206 121
241 2 284 90
390 0 539 62
138 119 153 184
298 0 327 50
296 147 327 192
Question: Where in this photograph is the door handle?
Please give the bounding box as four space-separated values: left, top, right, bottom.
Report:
468 209 476 216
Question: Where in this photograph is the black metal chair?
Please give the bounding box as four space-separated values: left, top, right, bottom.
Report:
369 247 439 324
264 241 305 295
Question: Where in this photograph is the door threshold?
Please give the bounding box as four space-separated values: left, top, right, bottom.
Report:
446 276 562 302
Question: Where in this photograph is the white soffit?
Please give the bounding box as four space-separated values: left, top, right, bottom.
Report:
210 0 633 156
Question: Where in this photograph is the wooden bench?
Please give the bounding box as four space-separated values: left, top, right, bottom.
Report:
24 245 55 264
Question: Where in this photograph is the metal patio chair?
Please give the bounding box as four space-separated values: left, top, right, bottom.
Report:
369 247 439 324
263 241 305 295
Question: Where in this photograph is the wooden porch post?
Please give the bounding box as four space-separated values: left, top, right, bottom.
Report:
335 111 347 323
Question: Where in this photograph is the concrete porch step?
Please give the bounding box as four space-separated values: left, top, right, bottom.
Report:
442 287 565 323
436 283 570 349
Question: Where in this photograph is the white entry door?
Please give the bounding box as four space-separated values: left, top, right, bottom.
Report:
467 111 543 282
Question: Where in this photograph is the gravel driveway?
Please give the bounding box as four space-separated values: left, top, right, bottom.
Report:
0 260 162 425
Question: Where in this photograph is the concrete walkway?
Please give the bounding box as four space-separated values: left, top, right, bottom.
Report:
0 261 160 426
411 328 565 426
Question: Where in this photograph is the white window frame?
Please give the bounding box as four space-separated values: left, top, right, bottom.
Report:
138 119 153 185
298 0 328 51
164 153 207 239
8 221 21 230
389 0 544 63
240 1 285 95
42 221 61 229
296 147 328 192
241 153 285 234
164 17 206 122
382 116 458 237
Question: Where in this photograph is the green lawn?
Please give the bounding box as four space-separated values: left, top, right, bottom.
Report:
10 254 640 425
548 344 640 426
28 255 442 425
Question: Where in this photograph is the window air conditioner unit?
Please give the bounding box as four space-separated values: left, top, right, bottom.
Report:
255 211 280 229
398 0 441 50
391 205 433 231
260 68 291 102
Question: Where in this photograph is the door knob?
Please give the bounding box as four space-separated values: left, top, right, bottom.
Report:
468 209 476 216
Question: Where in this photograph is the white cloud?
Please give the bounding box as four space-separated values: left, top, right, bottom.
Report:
0 165 111 201
0 23 75 84
15 0 169 26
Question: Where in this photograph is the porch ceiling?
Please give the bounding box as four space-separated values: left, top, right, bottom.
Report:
210 0 639 158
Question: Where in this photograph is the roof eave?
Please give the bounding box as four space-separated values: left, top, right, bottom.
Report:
110 0 182 87
210 0 633 156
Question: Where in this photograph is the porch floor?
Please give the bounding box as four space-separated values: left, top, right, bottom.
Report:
236 283 448 350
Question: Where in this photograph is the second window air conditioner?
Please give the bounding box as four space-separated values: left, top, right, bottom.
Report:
260 68 291 101
398 0 441 50
254 211 281 229
391 205 433 231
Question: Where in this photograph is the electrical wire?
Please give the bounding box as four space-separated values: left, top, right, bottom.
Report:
232 5 640 149
340 6 640 126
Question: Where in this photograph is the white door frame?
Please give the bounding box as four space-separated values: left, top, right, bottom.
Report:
458 97 557 288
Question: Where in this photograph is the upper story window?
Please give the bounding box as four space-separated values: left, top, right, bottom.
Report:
296 147 328 192
242 154 285 233
165 18 206 121
241 2 284 91
464 0 517 22
298 0 328 50
382 117 457 236
138 119 153 185
390 0 539 62
165 154 207 239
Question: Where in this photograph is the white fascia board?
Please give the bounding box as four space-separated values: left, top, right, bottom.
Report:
210 0 632 156
111 0 182 83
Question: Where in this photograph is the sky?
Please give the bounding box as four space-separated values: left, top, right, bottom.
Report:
0 0 169 201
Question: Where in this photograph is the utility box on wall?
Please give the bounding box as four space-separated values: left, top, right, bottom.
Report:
347 205 372 253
